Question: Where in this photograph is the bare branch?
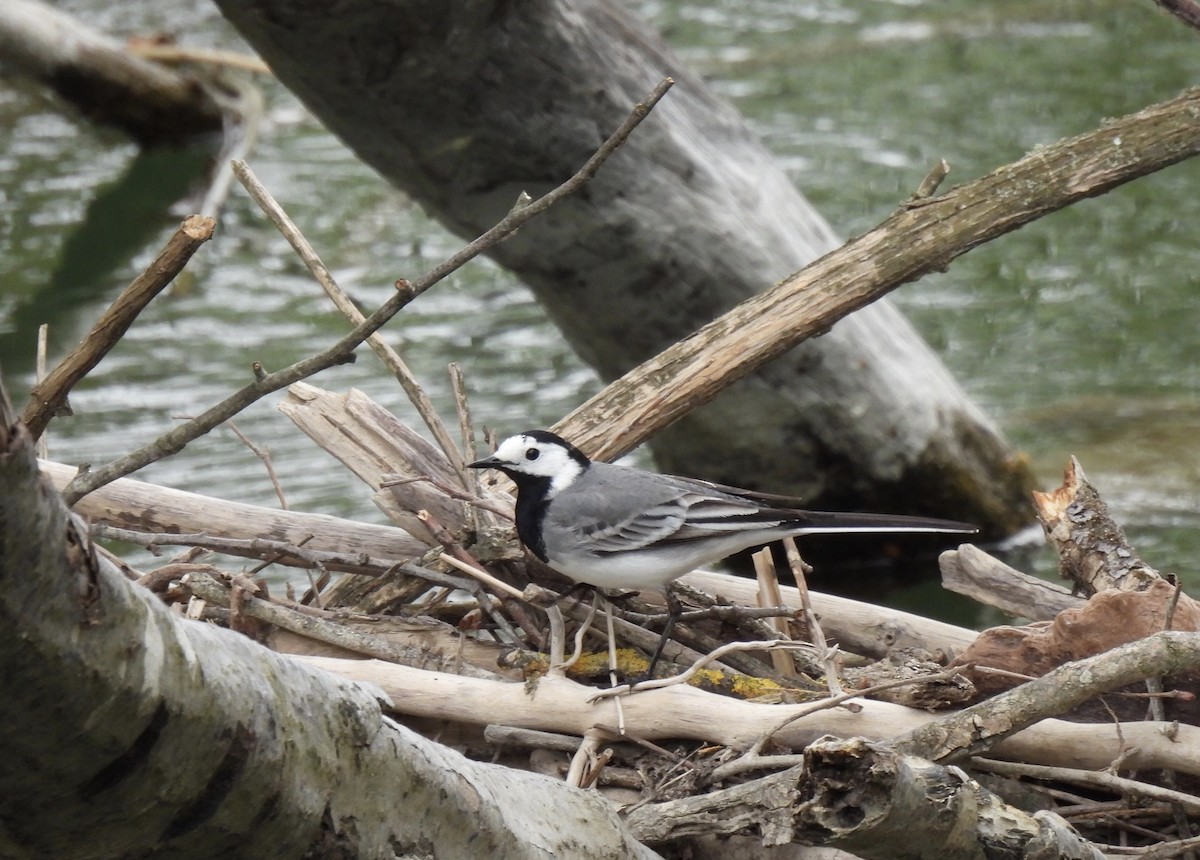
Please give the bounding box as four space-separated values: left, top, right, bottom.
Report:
22 215 215 439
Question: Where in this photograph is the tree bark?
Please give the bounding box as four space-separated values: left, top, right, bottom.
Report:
210 0 1036 534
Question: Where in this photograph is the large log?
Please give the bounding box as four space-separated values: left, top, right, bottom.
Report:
0 0 223 144
211 0 1036 535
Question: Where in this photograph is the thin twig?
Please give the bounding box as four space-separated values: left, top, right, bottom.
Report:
560 592 600 672
448 362 485 534
126 43 273 74
92 524 396 575
448 362 474 475
783 537 843 697
907 158 951 203
747 666 972 758
225 419 288 509
438 553 524 601
969 758 1200 817
34 324 50 460
61 78 674 505
617 604 806 628
605 600 626 734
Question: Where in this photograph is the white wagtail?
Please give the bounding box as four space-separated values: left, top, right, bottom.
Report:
469 430 977 674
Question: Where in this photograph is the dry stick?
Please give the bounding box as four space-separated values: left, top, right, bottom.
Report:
894 630 1200 763
907 158 951 203
125 43 273 75
618 604 806 628
34 324 50 460
438 553 524 600
604 603 627 734
447 362 474 476
231 159 468 487
1142 835 1200 860
969 758 1200 818
379 475 514 520
421 505 544 647
782 536 844 697
560 592 601 672
93 524 401 576
552 87 1200 462
566 730 606 789
184 569 500 680
752 548 797 678
23 215 216 440
448 362 485 534
60 78 675 506
580 745 614 790
225 419 288 509
436 551 541 647
740 666 972 763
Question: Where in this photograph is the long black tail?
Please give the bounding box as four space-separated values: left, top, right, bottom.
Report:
794 510 977 535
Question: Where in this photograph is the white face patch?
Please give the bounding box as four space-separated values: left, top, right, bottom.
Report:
492 434 585 496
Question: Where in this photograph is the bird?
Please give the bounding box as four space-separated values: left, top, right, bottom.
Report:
469 429 977 676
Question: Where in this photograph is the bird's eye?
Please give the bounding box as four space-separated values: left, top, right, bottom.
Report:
525 447 540 460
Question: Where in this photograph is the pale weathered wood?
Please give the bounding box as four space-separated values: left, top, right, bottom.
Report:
297 653 1200 780
39 459 427 565
681 570 979 660
277 382 468 544
939 544 1082 620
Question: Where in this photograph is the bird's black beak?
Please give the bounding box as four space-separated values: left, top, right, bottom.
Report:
467 456 503 470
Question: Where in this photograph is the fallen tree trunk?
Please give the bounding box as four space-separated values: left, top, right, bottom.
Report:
210 0 1037 535
0 0 224 144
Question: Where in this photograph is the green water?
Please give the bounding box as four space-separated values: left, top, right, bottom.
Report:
2 1 1198 620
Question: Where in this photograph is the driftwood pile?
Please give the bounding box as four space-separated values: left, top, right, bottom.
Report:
39 388 1200 859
